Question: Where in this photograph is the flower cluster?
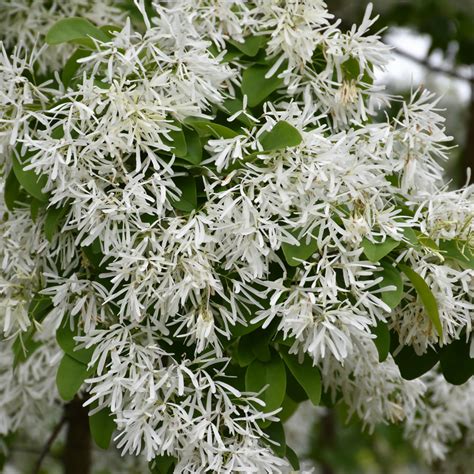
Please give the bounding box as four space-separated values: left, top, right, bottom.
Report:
0 0 473 472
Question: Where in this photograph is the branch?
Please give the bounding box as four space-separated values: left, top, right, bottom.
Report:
32 414 66 474
391 46 474 84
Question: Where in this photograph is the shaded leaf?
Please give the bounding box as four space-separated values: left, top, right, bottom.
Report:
181 128 202 165
170 176 197 212
245 352 286 413
4 169 22 211
263 421 286 457
280 347 321 406
13 329 41 367
12 150 48 202
286 445 300 471
372 321 390 363
44 206 68 242
62 49 90 87
149 454 177 474
390 331 439 380
439 336 474 385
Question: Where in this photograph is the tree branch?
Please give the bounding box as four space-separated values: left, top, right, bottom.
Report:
32 414 66 474
391 46 474 84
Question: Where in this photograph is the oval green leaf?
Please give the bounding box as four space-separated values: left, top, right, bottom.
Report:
280 348 321 406
89 406 116 449
379 262 403 309
399 263 443 338
371 321 391 363
170 176 197 212
362 237 400 262
228 36 264 57
56 353 90 401
12 151 48 202
281 231 317 267
260 121 302 152
46 17 110 45
245 353 286 413
241 65 284 107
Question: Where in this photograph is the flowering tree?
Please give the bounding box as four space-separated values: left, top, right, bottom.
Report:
0 1 473 472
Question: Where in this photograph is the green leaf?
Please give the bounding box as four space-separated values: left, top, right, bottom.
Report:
372 321 390 363
378 262 403 309
56 353 90 401
263 421 286 457
149 455 177 474
89 406 116 449
281 231 317 267
245 352 286 413
279 395 298 422
56 322 94 365
163 124 187 157
280 348 321 406
236 336 257 367
259 121 302 152
362 237 400 262
439 337 474 385
28 294 53 321
46 17 110 46
221 98 255 127
30 199 42 222
403 227 420 248
286 445 300 471
183 118 240 139
285 368 309 403
12 150 48 202
342 57 361 80
390 332 439 380
415 231 440 253
228 35 264 57
399 263 443 338
170 176 197 212
44 206 68 242
439 240 474 270
181 128 202 165
62 49 90 87
241 65 284 107
13 329 41 367
4 169 22 211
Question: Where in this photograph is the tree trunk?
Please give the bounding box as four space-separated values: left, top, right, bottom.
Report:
320 410 336 474
63 396 91 474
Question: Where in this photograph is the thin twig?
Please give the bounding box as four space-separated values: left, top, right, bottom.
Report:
32 413 67 474
391 45 474 84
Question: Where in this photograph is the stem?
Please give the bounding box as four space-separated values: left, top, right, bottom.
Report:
63 396 92 474
32 414 66 474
